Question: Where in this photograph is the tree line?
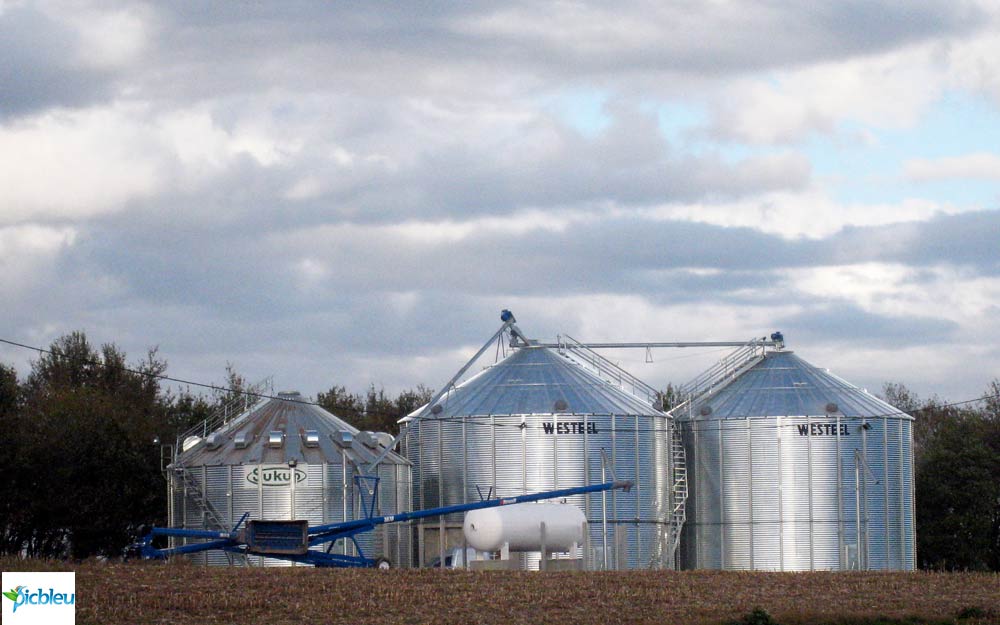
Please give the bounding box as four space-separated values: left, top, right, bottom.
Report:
0 332 431 560
881 381 1000 571
0 331 996 569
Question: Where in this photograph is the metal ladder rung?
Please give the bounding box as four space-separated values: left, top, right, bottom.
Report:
179 467 228 531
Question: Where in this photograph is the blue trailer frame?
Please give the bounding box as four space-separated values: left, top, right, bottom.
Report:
135 477 632 567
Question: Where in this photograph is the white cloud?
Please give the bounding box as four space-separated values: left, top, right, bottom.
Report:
1 1 998 406
904 152 1000 181
157 106 301 173
0 107 162 223
710 44 947 144
72 5 151 70
0 103 304 224
787 263 1000 324
643 191 963 239
293 258 331 289
0 223 76 291
801 342 983 401
0 223 75 255
945 3 1000 104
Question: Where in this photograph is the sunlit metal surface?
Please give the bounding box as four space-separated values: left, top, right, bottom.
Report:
169 393 412 567
405 346 679 570
676 351 915 571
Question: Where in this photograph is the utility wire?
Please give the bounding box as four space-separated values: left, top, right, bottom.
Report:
2 336 996 435
0 337 328 407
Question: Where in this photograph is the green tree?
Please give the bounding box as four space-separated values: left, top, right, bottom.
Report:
979 379 1000 570
10 332 171 558
215 362 248 408
160 387 216 442
984 379 1000 419
883 381 1000 570
658 383 682 412
881 382 953 463
318 384 434 435
317 385 365 424
394 385 434 421
915 409 999 570
0 364 24 554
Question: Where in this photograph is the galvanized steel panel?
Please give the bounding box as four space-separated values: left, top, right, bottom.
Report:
168 393 412 567
408 346 673 570
678 351 914 572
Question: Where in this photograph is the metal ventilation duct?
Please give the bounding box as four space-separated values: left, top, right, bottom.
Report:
266 431 285 448
302 430 320 448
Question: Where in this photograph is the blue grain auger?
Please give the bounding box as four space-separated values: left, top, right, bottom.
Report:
134 477 632 567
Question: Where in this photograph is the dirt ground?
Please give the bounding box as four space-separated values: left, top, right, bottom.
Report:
2 558 997 625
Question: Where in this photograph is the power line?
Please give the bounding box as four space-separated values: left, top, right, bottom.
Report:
0 336 438 422
0 337 327 408
2 336 995 436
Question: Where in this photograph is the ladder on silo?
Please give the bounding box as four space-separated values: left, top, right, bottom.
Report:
175 466 229 532
659 338 770 567
173 466 251 567
555 334 661 407
167 376 272 566
173 376 274 455
166 375 273 528
675 338 769 409
667 426 688 566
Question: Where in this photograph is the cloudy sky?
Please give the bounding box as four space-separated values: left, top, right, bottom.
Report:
2 1 998 404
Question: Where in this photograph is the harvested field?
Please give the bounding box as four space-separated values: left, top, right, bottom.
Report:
2 558 997 625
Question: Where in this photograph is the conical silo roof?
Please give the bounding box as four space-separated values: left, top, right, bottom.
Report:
176 391 409 467
683 351 911 420
419 345 663 418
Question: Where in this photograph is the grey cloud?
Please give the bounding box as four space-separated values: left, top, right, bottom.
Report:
775 302 959 347
72 209 812 317
141 1 984 99
402 108 810 216
2 1 996 403
826 210 1000 274
129 101 811 228
2 1 985 122
0 6 115 117
64 207 1000 338
8 208 995 400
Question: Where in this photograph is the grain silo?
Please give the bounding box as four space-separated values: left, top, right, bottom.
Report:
168 391 412 567
402 312 688 570
674 347 915 571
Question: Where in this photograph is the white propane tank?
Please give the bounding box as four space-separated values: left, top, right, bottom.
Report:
463 503 586 552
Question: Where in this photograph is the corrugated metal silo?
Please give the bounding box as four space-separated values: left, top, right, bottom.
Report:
675 350 915 571
168 391 412 567
404 336 684 570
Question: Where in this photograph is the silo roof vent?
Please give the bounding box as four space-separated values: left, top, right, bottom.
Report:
302 430 320 448
172 393 410 469
234 431 253 449
355 431 377 448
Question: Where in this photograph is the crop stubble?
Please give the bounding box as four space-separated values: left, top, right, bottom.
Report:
3 559 996 625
